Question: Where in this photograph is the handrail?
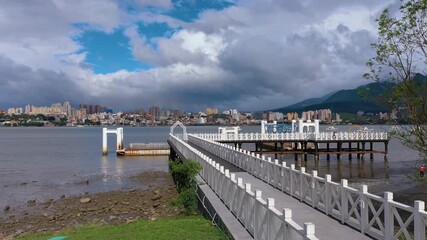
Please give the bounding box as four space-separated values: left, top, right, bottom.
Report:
169 133 318 240
188 133 426 240
190 132 389 141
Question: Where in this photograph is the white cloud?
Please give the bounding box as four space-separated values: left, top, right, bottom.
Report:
0 0 401 111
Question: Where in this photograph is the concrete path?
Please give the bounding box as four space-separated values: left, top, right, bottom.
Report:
190 142 371 240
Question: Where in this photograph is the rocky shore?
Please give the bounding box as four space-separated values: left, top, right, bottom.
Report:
0 171 183 239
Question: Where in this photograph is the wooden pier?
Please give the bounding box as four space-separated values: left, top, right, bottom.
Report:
191 131 389 161
253 140 388 161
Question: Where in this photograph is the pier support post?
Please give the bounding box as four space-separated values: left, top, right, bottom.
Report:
337 142 341 160
384 141 389 161
326 143 330 161
370 142 374 160
348 142 352 160
361 142 366 160
357 142 360 159
314 143 319 160
102 128 108 155
280 142 284 156
102 127 124 155
304 142 308 161
117 127 124 151
294 142 298 161
274 142 278 159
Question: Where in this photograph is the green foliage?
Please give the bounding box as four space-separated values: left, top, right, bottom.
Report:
169 159 202 191
17 216 227 240
169 159 202 214
366 0 427 163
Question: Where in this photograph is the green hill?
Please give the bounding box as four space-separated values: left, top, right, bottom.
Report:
272 81 394 114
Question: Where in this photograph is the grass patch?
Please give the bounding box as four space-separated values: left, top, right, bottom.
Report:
17 215 227 240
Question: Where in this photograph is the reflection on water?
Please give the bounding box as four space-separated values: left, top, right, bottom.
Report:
101 156 109 182
0 125 420 207
288 157 390 182
115 159 124 183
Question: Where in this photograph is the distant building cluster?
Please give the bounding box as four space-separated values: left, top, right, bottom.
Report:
0 101 398 127
4 102 110 126
301 109 332 122
257 109 342 124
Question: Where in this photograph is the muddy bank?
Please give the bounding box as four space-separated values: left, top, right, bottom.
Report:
0 171 183 239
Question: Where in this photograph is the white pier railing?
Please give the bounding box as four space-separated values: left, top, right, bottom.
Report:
188 134 426 240
169 133 318 240
191 132 389 142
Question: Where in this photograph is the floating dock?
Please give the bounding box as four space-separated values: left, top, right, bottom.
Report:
102 127 170 156
117 143 170 156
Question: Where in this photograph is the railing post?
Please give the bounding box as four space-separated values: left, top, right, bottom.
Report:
311 171 317 208
281 162 286 192
282 208 292 240
360 185 368 234
300 167 306 201
384 192 394 239
267 198 275 240
254 190 262 239
267 157 272 184
304 223 316 240
340 179 348 224
290 164 295 197
414 200 426 240
244 183 251 227
274 159 279 187
325 174 332 215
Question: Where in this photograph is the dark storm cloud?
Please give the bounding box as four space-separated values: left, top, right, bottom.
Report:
0 0 399 111
0 56 87 108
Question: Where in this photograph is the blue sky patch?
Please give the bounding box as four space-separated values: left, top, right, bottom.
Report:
73 0 235 74
137 22 177 39
76 28 150 74
168 0 236 22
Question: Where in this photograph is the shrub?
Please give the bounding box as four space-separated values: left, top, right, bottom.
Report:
169 159 202 214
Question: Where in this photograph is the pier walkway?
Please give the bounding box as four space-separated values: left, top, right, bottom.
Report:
168 130 427 240
187 141 370 239
166 121 426 240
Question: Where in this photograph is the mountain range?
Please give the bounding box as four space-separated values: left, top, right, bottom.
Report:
272 74 427 114
271 81 392 114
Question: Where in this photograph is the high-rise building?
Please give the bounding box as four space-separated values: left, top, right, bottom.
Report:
205 108 219 115
63 101 72 116
149 106 160 120
287 112 298 121
336 113 341 122
25 105 32 114
267 112 274 121
79 104 107 114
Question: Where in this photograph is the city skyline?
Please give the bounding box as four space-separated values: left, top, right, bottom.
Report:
0 0 401 112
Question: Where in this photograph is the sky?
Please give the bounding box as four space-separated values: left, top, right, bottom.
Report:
0 0 400 112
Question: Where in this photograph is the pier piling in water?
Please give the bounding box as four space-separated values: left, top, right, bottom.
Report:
102 127 124 155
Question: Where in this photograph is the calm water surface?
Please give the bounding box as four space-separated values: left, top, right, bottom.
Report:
0 125 421 207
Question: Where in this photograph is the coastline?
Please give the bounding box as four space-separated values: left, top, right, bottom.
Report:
0 171 183 239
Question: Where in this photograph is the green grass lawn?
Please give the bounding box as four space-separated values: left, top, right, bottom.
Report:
17 215 227 240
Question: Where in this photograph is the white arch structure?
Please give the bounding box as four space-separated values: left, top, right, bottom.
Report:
102 127 124 155
291 120 320 134
261 120 277 134
218 126 241 135
170 121 187 140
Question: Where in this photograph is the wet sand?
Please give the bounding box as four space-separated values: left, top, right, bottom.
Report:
0 171 184 239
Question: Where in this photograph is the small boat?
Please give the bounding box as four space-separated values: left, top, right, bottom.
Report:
358 127 373 132
389 126 400 131
325 126 338 131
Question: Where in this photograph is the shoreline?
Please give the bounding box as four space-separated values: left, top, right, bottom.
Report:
0 171 183 239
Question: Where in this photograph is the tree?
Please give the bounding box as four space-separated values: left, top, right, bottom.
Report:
366 0 427 161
